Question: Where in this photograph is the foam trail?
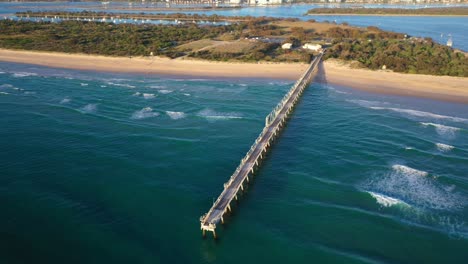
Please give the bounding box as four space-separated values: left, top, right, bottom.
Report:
435 143 454 152
370 107 468 123
81 104 97 114
392 164 428 177
13 72 38 78
0 91 9 95
131 107 159 120
0 84 14 89
197 109 242 121
363 164 464 211
421 122 461 137
80 83 88 87
60 98 71 104
107 82 136 88
368 191 408 207
143 93 155 99
158 90 173 94
166 111 186 120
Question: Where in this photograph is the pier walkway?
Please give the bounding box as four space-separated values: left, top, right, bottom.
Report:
200 52 324 238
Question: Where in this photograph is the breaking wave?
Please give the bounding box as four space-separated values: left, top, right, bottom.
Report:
166 111 186 120
107 82 136 89
368 191 409 207
362 164 464 211
142 93 155 99
80 83 88 87
421 122 461 138
392 164 428 177
12 72 38 78
370 107 468 123
81 104 97 114
435 143 454 152
60 98 71 104
197 109 242 121
131 107 159 120
158 90 173 94
0 84 14 89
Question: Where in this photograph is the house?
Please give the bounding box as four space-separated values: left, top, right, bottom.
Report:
302 43 322 51
281 43 293 50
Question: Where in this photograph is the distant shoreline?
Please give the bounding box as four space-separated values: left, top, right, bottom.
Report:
0 49 467 104
307 14 468 17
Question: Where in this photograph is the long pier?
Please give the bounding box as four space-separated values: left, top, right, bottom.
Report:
200 51 324 238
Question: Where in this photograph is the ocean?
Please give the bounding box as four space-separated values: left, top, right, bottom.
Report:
1 61 467 263
1 2 468 263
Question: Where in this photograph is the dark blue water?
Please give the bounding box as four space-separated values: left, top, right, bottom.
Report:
1 61 467 263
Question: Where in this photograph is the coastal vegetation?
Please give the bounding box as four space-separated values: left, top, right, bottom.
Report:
1 12 467 76
325 26 468 77
307 7 468 16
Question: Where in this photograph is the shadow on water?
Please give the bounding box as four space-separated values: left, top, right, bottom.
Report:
314 61 328 86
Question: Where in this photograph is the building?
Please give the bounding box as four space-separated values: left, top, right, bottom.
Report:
302 43 322 51
282 43 293 50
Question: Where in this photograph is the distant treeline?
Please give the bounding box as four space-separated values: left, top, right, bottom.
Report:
307 7 468 15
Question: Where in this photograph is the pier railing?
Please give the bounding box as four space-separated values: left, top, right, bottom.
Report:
200 52 324 238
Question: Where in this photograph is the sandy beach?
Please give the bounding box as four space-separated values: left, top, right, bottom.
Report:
0 49 467 103
323 59 468 104
0 49 308 80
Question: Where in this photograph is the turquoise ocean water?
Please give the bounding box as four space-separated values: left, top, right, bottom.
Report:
1 2 468 263
1 61 467 263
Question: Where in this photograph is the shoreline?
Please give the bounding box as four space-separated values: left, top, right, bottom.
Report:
323 60 468 104
0 49 467 104
307 14 468 17
0 49 308 80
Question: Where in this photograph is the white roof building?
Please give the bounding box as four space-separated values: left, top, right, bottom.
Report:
302 43 322 51
281 43 293 50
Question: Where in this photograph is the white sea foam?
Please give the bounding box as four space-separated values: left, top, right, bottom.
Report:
166 111 186 120
143 93 155 99
133 92 141 96
370 107 468 123
392 164 428 177
0 84 13 89
346 99 387 108
0 71 5 74
149 85 167 89
80 83 88 86
107 82 136 88
368 191 408 207
0 91 9 95
197 109 242 121
239 84 248 87
81 104 97 114
12 72 38 78
183 93 191 96
100 85 107 88
131 107 159 120
363 164 464 211
435 143 454 152
421 122 461 137
60 98 71 104
158 90 173 94
405 146 414 150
